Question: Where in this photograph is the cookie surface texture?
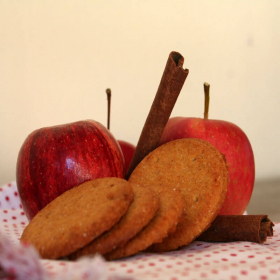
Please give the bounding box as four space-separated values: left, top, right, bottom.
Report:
21 177 134 259
69 184 160 259
129 138 228 252
105 188 184 260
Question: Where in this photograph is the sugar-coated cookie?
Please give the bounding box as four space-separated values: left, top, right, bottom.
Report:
129 138 228 252
21 177 134 259
105 188 184 260
69 184 160 259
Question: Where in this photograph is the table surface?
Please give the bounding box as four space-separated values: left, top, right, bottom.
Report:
247 178 280 222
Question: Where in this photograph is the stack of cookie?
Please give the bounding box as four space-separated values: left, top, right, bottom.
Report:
21 138 228 260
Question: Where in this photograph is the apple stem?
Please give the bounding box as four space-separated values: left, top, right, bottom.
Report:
204 82 210 120
106 88 111 130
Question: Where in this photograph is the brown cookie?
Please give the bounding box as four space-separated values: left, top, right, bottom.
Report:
68 184 160 260
105 188 184 260
21 177 134 259
128 138 228 252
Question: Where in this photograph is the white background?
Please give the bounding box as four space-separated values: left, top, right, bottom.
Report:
0 0 279 186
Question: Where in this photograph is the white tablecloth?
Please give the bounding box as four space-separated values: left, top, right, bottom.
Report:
1 181 280 280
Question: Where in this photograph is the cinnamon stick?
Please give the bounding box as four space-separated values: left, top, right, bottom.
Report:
126 51 189 178
196 215 274 244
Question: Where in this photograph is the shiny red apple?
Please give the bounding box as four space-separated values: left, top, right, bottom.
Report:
118 140 136 174
106 88 135 174
159 83 255 215
16 120 125 220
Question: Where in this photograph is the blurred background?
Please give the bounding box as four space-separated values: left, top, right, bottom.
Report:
0 1 279 215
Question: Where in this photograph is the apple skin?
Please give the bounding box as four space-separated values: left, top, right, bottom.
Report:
118 140 135 174
159 117 255 215
16 120 125 220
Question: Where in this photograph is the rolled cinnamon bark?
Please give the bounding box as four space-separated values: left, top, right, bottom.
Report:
126 51 189 178
196 215 274 244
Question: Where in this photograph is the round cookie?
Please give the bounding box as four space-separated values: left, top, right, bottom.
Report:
68 185 160 259
128 138 228 252
105 188 184 260
21 177 134 259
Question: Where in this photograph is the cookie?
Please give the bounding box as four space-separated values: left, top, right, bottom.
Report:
68 184 160 259
21 177 134 259
105 188 184 260
128 138 228 252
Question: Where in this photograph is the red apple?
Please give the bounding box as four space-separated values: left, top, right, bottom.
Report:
118 140 136 174
16 120 125 220
105 88 135 174
159 83 255 215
